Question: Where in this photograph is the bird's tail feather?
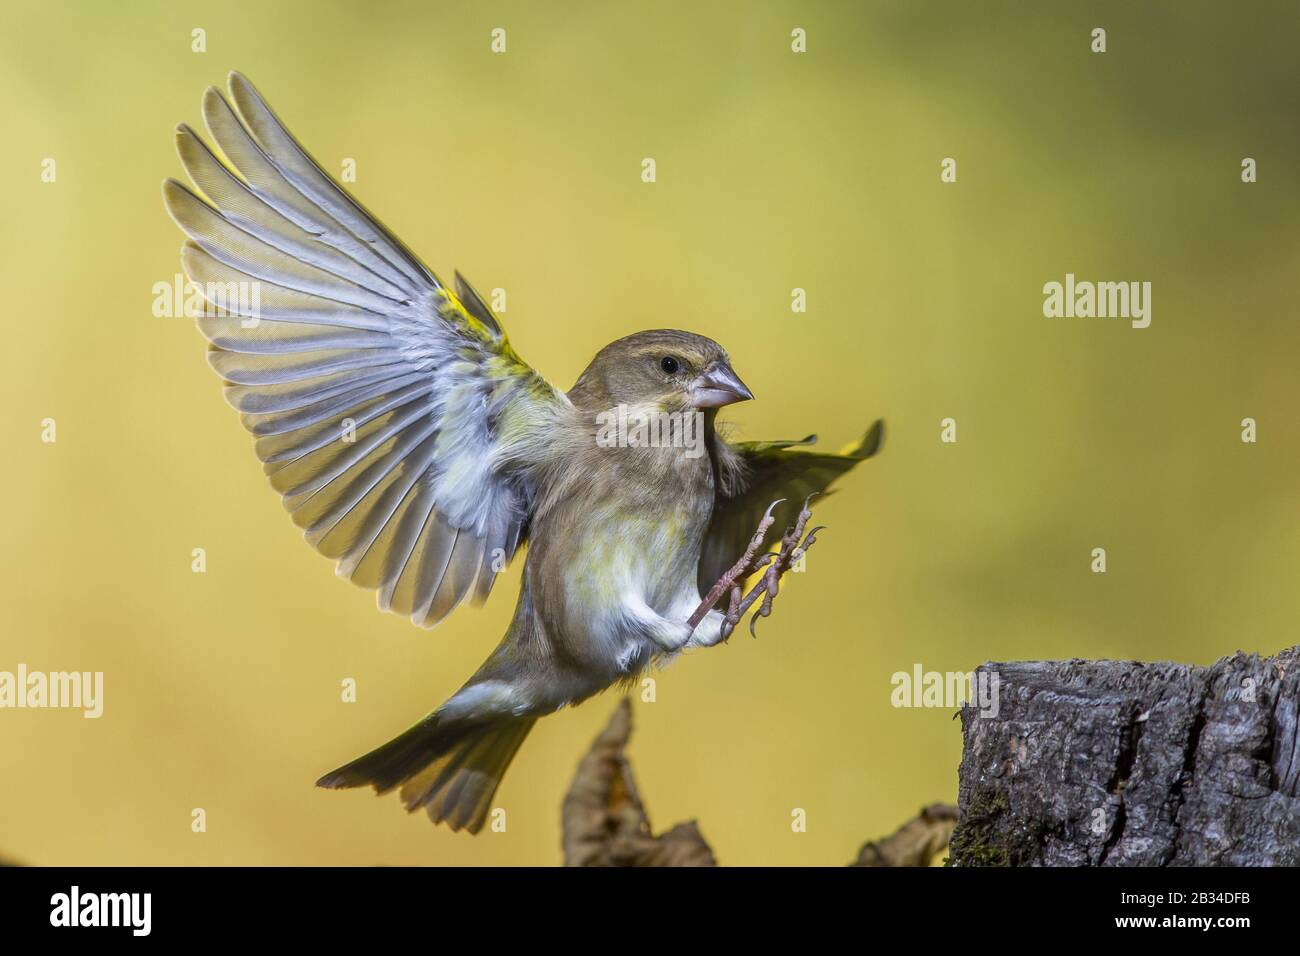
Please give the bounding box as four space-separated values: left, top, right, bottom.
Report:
316 713 536 834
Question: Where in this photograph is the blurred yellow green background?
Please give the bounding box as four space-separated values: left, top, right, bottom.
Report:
2 0 1299 866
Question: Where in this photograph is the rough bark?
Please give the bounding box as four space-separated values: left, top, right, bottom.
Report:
949 646 1300 866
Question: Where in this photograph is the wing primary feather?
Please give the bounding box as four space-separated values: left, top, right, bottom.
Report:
255 381 436 463
334 437 440 581
375 484 439 611
201 85 420 296
245 375 431 439
174 126 410 301
165 179 410 313
226 72 435 291
300 421 441 549
167 75 561 634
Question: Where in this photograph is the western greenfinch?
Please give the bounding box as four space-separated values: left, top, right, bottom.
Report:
164 73 884 834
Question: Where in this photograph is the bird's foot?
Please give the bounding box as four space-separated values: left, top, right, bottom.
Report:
687 495 824 642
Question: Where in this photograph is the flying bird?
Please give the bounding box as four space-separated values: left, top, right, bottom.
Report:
163 73 884 834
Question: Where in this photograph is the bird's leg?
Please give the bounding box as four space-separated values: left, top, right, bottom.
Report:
687 495 825 643
739 497 823 639
686 499 782 633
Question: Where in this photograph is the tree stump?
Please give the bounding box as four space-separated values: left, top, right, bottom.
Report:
949 646 1300 866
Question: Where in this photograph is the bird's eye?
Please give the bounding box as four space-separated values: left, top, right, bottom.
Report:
660 356 680 375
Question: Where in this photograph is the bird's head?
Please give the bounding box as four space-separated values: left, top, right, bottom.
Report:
569 329 753 413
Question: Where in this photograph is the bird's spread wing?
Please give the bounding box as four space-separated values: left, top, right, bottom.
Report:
164 72 564 628
699 420 885 595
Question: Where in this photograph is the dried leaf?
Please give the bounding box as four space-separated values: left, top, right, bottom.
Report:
562 699 717 867
851 803 959 867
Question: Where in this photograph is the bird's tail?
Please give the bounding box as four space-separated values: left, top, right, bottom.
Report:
316 712 536 834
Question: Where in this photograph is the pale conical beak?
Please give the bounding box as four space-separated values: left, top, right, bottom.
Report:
692 362 754 408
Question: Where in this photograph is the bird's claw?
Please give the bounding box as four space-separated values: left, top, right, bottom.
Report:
686 495 823 642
